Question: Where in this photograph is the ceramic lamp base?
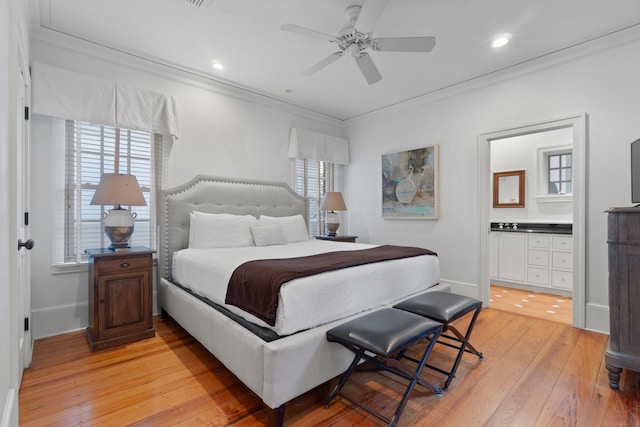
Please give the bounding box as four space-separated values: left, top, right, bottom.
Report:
326 211 340 236
103 207 137 249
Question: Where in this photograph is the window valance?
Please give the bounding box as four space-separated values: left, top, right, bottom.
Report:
288 128 350 165
31 62 179 139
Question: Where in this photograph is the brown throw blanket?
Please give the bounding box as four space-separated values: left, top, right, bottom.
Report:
225 245 437 326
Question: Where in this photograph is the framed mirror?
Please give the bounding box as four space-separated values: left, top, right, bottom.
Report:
493 170 525 208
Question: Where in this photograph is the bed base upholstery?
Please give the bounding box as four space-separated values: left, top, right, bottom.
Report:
158 175 448 425
159 278 449 419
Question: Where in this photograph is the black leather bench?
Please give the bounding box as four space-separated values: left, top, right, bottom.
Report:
325 308 443 427
394 291 484 391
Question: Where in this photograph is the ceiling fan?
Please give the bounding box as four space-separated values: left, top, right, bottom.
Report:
281 0 436 84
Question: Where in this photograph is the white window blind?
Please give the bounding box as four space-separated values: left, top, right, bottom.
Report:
295 159 334 236
54 119 157 264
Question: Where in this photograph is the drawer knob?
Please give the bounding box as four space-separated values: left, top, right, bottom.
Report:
121 262 130 268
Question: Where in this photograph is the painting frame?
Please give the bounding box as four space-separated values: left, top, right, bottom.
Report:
382 144 439 219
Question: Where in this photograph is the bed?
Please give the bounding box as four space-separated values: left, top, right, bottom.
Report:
158 175 447 426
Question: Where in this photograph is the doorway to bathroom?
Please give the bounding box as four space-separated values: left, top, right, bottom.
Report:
478 114 587 328
489 128 573 324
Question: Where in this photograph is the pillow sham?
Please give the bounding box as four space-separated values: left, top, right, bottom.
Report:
259 214 309 243
189 211 256 248
250 222 287 247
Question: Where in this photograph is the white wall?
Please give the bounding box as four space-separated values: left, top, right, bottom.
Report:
345 33 640 333
490 128 573 224
29 36 345 339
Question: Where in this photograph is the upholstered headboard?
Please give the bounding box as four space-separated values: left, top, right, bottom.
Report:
158 175 308 281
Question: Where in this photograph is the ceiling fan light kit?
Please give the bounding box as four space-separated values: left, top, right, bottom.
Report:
282 0 436 84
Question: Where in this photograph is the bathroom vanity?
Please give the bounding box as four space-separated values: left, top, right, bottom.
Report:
489 222 573 295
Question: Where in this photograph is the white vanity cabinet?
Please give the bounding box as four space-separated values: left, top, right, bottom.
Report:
490 230 573 294
550 235 573 290
489 232 526 282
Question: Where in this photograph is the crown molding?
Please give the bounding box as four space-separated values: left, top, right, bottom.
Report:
343 23 640 128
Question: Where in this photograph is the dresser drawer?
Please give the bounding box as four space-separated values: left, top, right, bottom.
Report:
528 234 550 248
552 235 573 251
552 251 573 270
552 270 573 289
527 249 549 267
96 255 151 274
527 267 549 285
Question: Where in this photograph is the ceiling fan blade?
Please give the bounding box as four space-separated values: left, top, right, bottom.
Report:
373 36 436 52
355 0 390 33
281 23 337 42
302 51 344 75
355 53 382 84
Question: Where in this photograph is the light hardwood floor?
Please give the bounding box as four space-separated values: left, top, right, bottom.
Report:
20 310 639 426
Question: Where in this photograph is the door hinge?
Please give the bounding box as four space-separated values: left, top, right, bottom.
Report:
24 106 29 121
24 211 29 226
24 317 29 332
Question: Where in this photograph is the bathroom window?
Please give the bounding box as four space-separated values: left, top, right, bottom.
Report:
548 152 572 195
537 145 573 202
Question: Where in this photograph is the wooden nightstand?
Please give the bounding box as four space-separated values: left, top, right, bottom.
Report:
86 247 155 351
314 235 358 243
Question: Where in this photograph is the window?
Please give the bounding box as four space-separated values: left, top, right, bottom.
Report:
294 159 334 236
54 119 160 264
548 153 572 195
536 145 573 202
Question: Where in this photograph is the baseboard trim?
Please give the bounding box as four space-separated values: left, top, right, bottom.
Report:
1 387 17 427
585 302 609 335
32 291 160 339
440 279 480 299
31 302 88 339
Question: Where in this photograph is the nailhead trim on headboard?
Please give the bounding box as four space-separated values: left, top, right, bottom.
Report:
158 175 308 282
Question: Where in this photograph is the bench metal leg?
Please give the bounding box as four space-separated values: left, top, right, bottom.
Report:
325 328 443 426
442 305 483 391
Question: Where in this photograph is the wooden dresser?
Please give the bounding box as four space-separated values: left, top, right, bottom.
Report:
605 207 640 389
86 247 155 351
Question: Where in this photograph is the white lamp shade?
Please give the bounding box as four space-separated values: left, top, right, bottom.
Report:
320 192 347 211
90 173 147 207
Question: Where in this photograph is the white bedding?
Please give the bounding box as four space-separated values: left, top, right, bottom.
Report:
172 239 440 336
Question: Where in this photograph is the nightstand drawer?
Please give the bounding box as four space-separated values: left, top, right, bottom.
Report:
97 255 151 274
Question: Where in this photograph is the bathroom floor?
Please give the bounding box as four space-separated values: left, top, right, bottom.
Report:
489 284 572 325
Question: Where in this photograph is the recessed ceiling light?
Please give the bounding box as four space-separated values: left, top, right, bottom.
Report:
492 34 510 48
211 60 224 71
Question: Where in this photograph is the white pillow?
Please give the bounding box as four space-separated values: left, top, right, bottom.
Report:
189 211 257 248
259 214 309 243
250 222 287 247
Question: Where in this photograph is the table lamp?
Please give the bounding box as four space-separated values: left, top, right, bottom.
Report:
90 173 147 249
320 192 347 236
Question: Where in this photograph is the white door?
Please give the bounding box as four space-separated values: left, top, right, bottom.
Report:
15 65 32 374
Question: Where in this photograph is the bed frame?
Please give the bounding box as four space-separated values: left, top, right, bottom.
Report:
158 175 448 426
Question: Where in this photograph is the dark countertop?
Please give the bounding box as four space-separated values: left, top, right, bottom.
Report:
490 222 572 235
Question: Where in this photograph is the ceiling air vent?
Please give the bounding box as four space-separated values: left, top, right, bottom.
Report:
179 0 212 9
